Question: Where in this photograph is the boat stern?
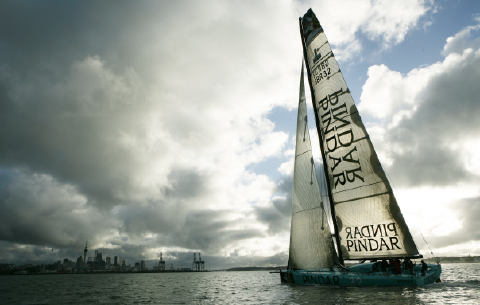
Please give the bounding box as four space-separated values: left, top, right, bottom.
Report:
417 263 442 286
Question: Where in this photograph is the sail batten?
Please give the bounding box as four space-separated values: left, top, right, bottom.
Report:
300 9 419 260
334 191 393 205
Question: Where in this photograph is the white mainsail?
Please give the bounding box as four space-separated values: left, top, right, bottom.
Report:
288 64 336 269
300 9 419 260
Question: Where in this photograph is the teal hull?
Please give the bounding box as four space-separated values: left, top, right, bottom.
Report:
280 263 442 287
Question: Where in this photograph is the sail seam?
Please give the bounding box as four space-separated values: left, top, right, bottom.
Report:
295 150 312 158
332 180 388 195
326 70 342 81
333 191 393 205
292 205 322 215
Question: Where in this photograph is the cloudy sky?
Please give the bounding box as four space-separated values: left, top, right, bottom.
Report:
1 0 479 269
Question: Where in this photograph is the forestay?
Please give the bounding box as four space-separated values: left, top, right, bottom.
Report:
300 9 419 260
288 64 336 269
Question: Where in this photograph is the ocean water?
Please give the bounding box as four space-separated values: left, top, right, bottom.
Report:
0 263 478 304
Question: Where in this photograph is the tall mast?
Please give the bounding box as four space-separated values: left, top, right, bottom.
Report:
298 17 344 265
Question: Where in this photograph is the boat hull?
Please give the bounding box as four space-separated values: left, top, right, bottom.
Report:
280 263 442 287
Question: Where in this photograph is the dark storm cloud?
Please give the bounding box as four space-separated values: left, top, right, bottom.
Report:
0 169 116 248
0 1 210 211
0 56 146 210
204 251 288 269
181 210 262 251
0 241 81 264
111 167 266 252
0 0 177 75
164 168 209 199
118 203 264 253
141 251 287 270
386 49 480 186
254 176 292 234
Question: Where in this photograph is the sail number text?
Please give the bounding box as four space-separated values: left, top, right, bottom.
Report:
313 59 330 84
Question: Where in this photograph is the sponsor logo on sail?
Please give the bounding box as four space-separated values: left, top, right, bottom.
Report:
317 88 364 189
313 48 322 65
344 223 402 252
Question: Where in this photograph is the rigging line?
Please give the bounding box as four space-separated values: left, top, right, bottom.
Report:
382 161 398 191
381 158 436 259
419 230 436 259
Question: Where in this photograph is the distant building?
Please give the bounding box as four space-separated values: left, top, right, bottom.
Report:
94 250 103 262
83 241 88 265
141 260 146 270
93 250 105 270
158 252 165 271
53 260 62 270
114 256 119 266
106 257 111 266
76 256 84 269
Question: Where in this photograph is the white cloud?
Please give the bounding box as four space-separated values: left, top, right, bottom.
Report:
443 16 480 56
312 0 433 60
361 0 432 47
360 18 480 254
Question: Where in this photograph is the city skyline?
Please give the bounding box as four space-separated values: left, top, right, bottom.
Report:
1 0 480 269
1 243 207 272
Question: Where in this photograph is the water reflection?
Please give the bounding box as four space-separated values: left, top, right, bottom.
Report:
0 264 478 304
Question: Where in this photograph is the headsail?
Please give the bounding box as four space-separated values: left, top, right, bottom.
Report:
300 9 419 260
288 64 336 269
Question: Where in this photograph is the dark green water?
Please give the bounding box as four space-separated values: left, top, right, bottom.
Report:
0 263 478 304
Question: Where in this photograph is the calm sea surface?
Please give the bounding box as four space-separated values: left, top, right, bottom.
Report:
0 263 479 304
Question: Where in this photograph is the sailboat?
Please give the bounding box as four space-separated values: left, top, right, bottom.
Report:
280 9 442 286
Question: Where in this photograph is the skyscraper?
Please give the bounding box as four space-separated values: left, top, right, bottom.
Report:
76 256 84 269
83 241 88 266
